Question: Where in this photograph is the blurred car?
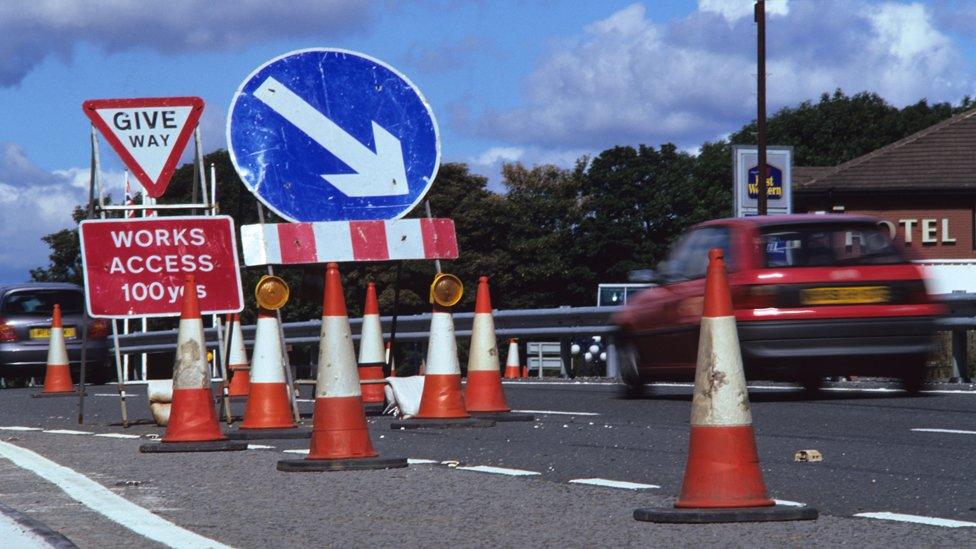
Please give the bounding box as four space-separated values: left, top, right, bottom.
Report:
0 283 112 384
612 214 944 394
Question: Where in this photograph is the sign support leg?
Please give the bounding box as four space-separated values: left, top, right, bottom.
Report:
214 314 233 425
111 319 129 428
77 126 99 425
387 261 402 375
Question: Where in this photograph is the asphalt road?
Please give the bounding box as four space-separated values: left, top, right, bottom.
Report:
0 380 974 547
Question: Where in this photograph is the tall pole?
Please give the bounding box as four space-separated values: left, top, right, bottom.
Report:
755 0 768 215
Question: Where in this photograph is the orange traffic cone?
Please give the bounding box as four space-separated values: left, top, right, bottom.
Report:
226 314 250 398
140 276 245 453
464 277 533 422
278 263 405 471
231 308 307 439
390 292 494 430
503 338 521 379
634 249 816 523
34 304 76 397
358 283 386 414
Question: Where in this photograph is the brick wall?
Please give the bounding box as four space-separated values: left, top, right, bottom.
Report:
795 194 976 260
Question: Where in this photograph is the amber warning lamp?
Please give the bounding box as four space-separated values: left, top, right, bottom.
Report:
429 273 463 307
255 275 290 310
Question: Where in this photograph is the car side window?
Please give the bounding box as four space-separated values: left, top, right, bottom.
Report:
663 227 733 282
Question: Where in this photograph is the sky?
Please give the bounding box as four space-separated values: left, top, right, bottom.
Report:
1 0 975 283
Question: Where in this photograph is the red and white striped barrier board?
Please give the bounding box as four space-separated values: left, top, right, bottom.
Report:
240 219 458 266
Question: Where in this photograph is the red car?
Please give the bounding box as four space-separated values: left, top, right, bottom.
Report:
612 214 944 395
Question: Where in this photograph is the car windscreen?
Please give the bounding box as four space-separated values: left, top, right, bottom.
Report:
761 223 905 268
2 289 85 316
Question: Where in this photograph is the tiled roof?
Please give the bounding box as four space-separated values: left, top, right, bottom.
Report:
794 108 976 193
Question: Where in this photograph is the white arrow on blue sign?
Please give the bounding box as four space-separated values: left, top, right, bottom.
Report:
226 48 441 222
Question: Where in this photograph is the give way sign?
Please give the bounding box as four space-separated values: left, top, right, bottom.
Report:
83 97 204 198
79 216 243 318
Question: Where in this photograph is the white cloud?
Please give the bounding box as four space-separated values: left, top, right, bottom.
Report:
475 147 524 166
0 0 374 86
698 0 789 23
469 1 973 154
0 143 124 282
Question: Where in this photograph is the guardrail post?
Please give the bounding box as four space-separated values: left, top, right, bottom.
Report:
605 335 619 380
951 329 971 383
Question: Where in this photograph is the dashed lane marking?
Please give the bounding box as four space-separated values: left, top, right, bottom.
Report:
42 429 94 435
406 459 438 464
456 465 541 477
912 428 976 435
0 427 42 431
247 444 275 450
282 449 309 455
568 478 659 490
0 440 232 548
855 512 976 528
773 499 807 507
94 433 141 439
511 409 600 417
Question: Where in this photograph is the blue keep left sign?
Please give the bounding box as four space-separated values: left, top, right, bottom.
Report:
226 48 440 222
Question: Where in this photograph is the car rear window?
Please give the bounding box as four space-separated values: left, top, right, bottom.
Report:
761 223 905 268
2 289 84 316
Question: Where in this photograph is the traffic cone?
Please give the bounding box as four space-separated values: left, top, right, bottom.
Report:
231 308 307 439
634 249 816 523
503 338 521 379
226 314 250 398
140 276 245 453
34 304 76 397
464 277 533 422
278 263 406 471
358 283 386 414
390 290 494 430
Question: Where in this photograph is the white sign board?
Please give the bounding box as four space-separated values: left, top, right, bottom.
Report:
733 145 793 217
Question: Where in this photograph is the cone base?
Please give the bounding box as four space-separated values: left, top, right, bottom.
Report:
633 505 818 524
240 383 295 430
226 427 311 440
163 388 225 443
464 370 510 412
277 456 408 472
677 425 772 508
139 440 247 453
359 364 386 405
503 367 521 379
32 391 80 398
227 369 250 398
469 411 534 422
390 418 495 430
307 396 377 460
415 374 468 419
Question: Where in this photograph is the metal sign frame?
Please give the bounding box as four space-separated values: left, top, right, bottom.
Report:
732 145 793 217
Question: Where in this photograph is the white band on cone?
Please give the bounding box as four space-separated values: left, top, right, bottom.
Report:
250 316 286 383
46 327 68 366
505 340 519 367
690 316 752 427
228 319 248 366
425 311 460 376
358 313 385 364
173 318 208 390
467 313 499 372
316 316 361 398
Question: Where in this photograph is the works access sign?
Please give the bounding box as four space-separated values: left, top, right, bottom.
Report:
79 216 243 318
83 97 204 198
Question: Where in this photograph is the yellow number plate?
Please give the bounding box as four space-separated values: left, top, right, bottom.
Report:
30 327 76 339
800 286 890 306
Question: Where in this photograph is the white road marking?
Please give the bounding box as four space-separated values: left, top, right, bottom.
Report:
912 428 976 435
0 427 41 431
456 465 541 477
406 458 438 464
855 512 976 528
282 449 309 455
0 440 231 548
94 433 141 439
246 444 275 450
43 429 94 435
568 478 659 490
773 499 807 507
511 409 600 417
296 398 315 403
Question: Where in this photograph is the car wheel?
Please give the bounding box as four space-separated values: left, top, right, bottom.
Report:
616 340 646 399
900 367 926 395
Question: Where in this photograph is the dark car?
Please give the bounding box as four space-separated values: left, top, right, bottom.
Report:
0 283 112 384
612 214 944 394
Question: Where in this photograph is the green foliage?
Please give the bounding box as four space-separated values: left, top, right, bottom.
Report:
31 90 974 312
